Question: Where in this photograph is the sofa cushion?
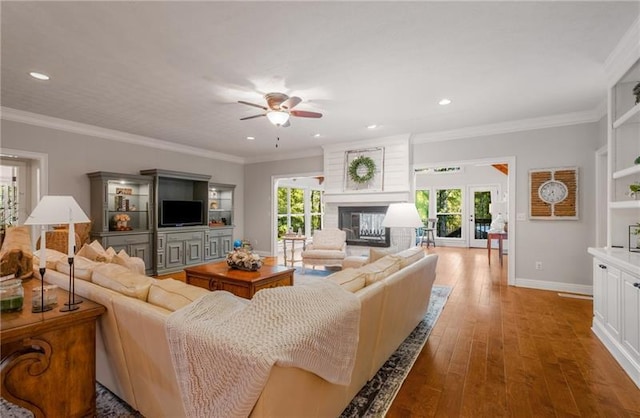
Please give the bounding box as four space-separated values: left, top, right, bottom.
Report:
147 278 209 311
111 251 145 274
34 248 67 270
92 263 152 300
369 247 395 263
55 255 99 281
391 246 425 268
327 268 366 293
359 255 401 286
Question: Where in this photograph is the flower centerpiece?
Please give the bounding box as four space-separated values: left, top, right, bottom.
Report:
226 248 262 271
112 213 131 230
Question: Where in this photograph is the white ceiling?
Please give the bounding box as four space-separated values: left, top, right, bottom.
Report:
2 1 639 162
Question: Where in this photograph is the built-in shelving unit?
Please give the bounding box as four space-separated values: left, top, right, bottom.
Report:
591 33 640 391
140 169 211 275
87 172 154 274
608 56 640 248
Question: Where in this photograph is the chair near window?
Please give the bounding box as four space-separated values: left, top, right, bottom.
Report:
420 218 437 248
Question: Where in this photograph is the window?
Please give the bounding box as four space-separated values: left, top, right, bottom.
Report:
0 164 20 229
277 186 323 238
310 190 323 235
436 188 462 238
415 190 430 222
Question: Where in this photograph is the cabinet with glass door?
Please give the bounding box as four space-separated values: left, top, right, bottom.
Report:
87 172 153 273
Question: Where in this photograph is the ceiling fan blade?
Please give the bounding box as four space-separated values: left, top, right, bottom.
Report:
240 114 265 121
290 110 322 118
238 100 268 110
280 96 302 110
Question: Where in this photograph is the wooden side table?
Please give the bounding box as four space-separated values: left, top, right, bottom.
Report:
487 231 508 266
1 278 105 418
282 235 306 267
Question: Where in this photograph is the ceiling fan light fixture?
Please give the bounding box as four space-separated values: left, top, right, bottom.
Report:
266 110 290 126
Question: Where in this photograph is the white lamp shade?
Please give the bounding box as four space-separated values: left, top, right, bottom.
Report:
382 203 423 228
24 195 90 225
266 110 290 126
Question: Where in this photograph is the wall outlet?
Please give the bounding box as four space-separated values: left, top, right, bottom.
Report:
535 261 543 270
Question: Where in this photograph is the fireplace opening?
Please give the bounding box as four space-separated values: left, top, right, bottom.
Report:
338 206 390 247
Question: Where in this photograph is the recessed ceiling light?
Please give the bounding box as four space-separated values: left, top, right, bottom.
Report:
439 98 452 106
313 133 321 138
246 136 255 140
29 72 50 81
367 124 378 129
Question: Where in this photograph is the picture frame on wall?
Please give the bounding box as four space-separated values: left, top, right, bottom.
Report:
344 147 384 192
529 166 578 220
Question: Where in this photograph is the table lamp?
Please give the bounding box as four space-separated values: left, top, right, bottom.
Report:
381 203 424 251
25 196 90 312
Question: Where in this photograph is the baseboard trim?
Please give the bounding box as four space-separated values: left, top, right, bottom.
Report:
514 277 593 295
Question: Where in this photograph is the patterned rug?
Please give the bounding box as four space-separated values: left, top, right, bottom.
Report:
1 285 451 418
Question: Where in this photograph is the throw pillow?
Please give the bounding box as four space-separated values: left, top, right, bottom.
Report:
105 246 117 259
110 252 145 274
147 278 209 311
92 263 153 300
77 242 109 262
55 255 99 281
327 268 366 293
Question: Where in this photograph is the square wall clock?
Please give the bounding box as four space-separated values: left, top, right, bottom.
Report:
529 167 578 220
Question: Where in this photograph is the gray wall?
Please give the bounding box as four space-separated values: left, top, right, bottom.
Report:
1 119 245 239
244 156 323 254
412 122 599 288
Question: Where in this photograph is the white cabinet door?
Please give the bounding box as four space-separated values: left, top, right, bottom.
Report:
621 271 640 361
605 264 622 341
593 259 607 323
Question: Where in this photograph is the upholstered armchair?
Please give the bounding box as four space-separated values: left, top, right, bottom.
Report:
301 228 347 272
0 225 34 279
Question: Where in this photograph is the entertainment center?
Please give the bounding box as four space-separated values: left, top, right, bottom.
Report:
89 170 235 276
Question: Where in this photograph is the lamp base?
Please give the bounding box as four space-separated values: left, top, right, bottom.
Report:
60 304 79 312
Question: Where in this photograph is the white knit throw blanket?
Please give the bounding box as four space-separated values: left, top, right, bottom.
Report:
165 279 361 418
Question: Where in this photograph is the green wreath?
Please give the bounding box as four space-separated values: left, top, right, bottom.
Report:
348 156 376 184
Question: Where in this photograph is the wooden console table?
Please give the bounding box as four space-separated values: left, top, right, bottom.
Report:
1 278 105 418
185 261 294 299
487 231 508 266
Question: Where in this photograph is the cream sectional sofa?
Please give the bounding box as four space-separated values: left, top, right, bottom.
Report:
37 246 438 418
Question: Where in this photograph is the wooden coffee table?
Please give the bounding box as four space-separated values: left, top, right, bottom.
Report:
185 261 295 299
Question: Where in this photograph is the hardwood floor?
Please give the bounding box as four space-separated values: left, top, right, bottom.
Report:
387 247 640 417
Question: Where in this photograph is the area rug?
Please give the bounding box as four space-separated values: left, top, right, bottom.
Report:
1 285 451 418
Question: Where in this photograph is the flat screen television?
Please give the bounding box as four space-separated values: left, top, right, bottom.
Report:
160 200 203 227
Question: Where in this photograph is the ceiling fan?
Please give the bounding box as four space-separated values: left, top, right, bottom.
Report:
238 92 322 127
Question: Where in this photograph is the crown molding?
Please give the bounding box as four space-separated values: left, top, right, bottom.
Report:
411 109 601 144
604 15 640 87
0 107 246 165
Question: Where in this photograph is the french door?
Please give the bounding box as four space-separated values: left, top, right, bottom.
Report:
467 186 498 248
